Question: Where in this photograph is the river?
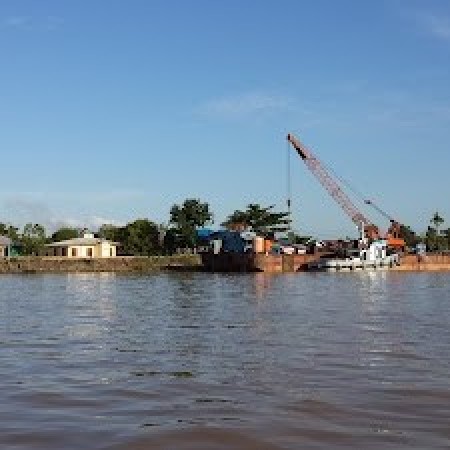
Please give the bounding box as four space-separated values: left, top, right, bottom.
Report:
0 272 449 449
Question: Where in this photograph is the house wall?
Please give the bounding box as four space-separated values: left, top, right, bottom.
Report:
45 247 68 257
97 242 116 258
44 243 118 258
68 245 96 258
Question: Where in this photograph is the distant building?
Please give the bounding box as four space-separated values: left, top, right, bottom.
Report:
0 236 11 258
208 230 256 254
0 236 22 258
43 232 118 258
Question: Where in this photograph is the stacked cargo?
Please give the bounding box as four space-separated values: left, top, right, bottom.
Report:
201 230 297 256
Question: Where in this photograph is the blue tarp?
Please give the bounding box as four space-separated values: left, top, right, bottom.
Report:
196 228 215 239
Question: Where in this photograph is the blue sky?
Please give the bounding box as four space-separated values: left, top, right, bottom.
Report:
1 0 449 237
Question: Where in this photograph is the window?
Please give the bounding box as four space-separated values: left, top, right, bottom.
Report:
110 248 113 257
71 248 77 257
62 247 67 257
87 248 93 258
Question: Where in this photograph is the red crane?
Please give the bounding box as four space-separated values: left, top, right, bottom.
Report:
287 133 382 241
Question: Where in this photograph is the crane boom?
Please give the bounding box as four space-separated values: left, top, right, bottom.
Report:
287 133 377 236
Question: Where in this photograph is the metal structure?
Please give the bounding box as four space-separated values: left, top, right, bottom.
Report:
363 199 404 243
286 132 407 250
287 133 380 240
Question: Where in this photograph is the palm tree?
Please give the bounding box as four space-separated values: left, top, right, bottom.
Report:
431 211 444 233
431 212 445 251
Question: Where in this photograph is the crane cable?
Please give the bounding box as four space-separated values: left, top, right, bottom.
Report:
286 139 368 231
287 137 399 232
320 160 367 204
285 139 292 234
318 158 396 224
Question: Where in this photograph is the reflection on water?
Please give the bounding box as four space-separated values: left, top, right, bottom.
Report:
65 272 118 339
0 272 449 449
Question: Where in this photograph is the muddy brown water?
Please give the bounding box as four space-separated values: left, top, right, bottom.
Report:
0 272 449 449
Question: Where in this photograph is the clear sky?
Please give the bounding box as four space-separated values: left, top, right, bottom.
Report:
1 0 449 238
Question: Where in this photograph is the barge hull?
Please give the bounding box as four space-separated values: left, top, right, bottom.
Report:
201 253 450 273
201 253 324 273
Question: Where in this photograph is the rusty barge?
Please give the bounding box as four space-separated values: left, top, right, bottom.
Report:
200 252 450 273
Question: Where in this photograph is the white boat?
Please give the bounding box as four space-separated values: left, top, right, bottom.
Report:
308 240 400 271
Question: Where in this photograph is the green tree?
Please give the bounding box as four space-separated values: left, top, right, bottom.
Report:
221 210 248 228
121 219 161 256
222 203 290 236
431 211 444 235
169 198 213 248
291 232 312 245
399 224 419 249
428 212 445 251
21 223 47 255
0 223 19 241
162 227 180 255
98 224 122 242
425 226 436 251
443 228 450 250
51 227 80 242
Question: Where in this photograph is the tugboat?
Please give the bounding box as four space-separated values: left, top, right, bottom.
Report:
308 238 399 271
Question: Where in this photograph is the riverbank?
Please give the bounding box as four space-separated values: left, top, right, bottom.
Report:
0 255 202 273
201 252 450 273
1 253 449 274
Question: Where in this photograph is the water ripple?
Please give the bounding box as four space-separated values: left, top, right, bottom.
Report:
0 272 449 449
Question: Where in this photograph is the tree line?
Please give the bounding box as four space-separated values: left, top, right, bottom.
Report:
396 212 449 251
0 199 291 256
1 200 448 255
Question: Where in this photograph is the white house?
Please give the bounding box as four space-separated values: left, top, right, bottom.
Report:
44 232 119 258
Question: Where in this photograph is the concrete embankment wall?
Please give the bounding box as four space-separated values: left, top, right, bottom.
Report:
0 255 201 274
394 254 450 271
